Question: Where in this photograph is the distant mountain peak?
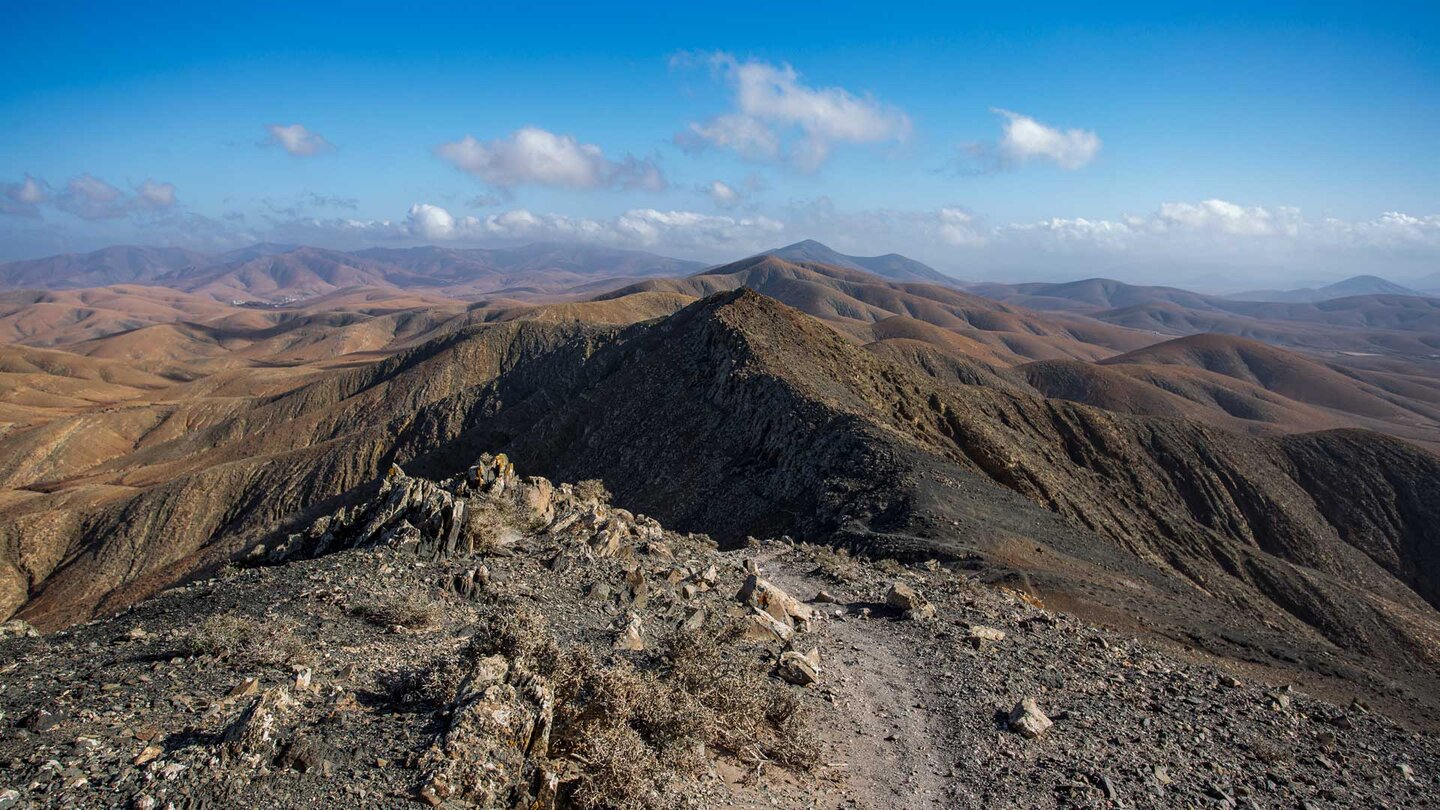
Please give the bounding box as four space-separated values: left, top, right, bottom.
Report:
762 240 954 285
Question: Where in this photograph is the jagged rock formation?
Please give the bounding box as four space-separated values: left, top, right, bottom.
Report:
0 462 1435 808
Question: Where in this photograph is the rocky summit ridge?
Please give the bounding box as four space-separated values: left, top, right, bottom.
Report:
6 290 1440 734
1 456 1437 809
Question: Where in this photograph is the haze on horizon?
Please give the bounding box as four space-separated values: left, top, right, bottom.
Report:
2 1 1438 290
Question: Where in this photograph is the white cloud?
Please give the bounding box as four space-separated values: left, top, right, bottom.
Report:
56 174 130 220
47 174 182 220
407 203 459 240
994 109 1100 170
435 127 665 191
399 202 781 253
265 123 334 157
963 109 1101 172
2 175 49 218
937 208 985 246
1151 199 1299 236
677 53 911 171
704 180 741 208
135 180 177 210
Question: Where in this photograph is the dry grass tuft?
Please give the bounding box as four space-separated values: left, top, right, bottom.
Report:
187 613 307 667
351 591 443 630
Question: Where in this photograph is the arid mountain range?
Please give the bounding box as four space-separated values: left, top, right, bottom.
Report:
3 240 1440 733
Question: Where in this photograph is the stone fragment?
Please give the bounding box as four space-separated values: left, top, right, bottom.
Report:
228 677 260 698
222 688 296 761
966 625 1006 647
778 648 821 686
737 575 815 627
886 582 935 620
739 608 795 643
680 608 708 634
613 613 645 651
1008 698 1053 738
133 745 163 766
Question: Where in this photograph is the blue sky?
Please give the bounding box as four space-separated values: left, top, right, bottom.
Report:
2 1 1438 287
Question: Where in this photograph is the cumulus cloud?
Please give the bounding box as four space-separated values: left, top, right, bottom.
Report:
56 174 132 220
265 123 334 157
400 202 782 252
27 173 181 221
962 109 1101 172
676 53 911 171
1151 199 1299 236
135 180 177 210
435 127 665 191
2 175 49 218
703 180 741 208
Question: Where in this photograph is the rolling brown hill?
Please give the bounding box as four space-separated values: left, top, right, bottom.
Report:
0 242 707 305
975 277 1440 356
4 289 1439 729
601 254 1156 361
1100 334 1414 418
0 246 209 289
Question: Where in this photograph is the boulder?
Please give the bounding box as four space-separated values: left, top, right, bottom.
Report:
886 582 935 620
737 575 815 628
739 608 795 643
1007 698 1053 738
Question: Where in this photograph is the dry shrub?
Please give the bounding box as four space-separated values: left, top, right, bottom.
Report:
573 479 612 506
805 543 863 583
461 497 524 554
548 622 817 809
188 613 306 667
660 624 816 771
351 590 443 630
398 607 816 809
395 606 560 706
